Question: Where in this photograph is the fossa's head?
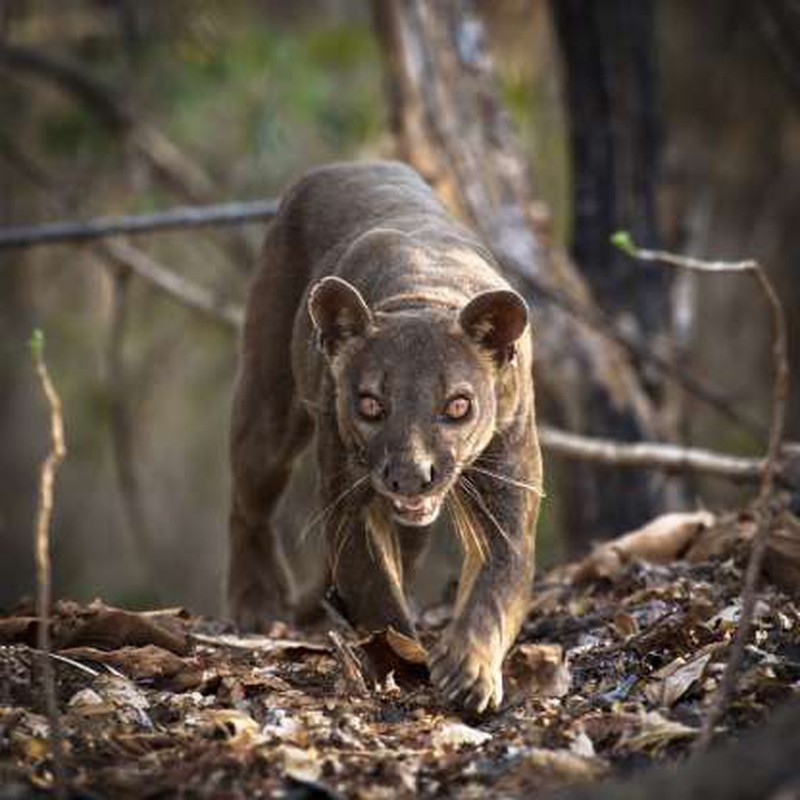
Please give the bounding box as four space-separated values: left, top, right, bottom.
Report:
309 276 529 527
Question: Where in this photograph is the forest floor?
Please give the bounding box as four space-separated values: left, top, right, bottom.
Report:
1 506 799 799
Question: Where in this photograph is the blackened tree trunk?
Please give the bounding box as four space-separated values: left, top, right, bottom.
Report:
549 0 675 550
551 0 670 340
372 0 666 553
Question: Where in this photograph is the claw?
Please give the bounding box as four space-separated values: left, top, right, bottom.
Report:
446 671 480 702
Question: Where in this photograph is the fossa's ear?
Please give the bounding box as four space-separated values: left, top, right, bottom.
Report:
459 289 528 364
308 276 372 357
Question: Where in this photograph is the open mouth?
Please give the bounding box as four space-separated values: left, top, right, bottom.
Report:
389 494 443 527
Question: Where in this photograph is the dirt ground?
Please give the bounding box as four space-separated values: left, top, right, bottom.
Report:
1 506 799 798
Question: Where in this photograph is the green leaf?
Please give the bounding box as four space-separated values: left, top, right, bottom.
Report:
611 230 637 256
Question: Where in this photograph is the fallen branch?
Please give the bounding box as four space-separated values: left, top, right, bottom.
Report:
613 234 790 752
101 239 243 331
30 330 67 799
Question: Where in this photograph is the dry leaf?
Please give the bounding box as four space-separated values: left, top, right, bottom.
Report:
644 649 714 707
573 511 716 582
0 617 39 646
67 687 111 716
622 710 698 752
507 643 571 698
278 743 323 783
611 611 639 639
569 729 596 758
195 708 263 748
58 609 189 655
764 512 800 593
431 720 492 750
192 631 328 656
386 627 428 663
92 674 153 729
357 629 430 686
58 645 187 680
523 748 608 781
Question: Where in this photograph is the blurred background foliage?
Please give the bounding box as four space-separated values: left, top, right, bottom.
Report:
1 0 797 614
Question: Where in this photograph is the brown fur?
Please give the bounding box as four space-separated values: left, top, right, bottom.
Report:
228 161 542 712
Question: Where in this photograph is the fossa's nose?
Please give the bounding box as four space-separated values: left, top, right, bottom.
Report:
382 459 436 496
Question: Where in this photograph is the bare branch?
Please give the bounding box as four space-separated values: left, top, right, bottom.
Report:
100 240 243 331
30 330 67 799
538 426 782 483
528 272 765 438
0 200 279 250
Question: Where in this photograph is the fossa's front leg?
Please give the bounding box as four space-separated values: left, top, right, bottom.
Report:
327 505 418 638
430 457 539 713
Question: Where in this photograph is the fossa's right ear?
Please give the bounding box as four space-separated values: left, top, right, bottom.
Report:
308 276 372 357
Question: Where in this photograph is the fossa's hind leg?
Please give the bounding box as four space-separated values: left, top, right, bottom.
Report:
227 219 313 630
228 377 311 630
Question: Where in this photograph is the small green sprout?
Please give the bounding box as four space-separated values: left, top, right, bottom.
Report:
610 230 637 256
29 328 45 356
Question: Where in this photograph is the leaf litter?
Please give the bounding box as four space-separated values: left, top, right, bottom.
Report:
1 507 799 797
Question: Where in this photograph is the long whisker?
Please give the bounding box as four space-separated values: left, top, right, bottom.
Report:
454 484 487 560
329 511 353 581
466 465 546 497
448 487 488 563
299 474 370 544
459 475 518 555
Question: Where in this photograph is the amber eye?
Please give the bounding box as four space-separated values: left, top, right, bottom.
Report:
444 395 472 421
357 394 384 421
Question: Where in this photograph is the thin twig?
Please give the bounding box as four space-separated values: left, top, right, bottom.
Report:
328 630 370 696
30 330 67 799
101 239 243 331
615 234 790 752
527 272 765 438
104 266 156 573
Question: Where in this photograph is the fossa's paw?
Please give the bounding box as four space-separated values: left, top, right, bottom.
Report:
429 629 503 714
228 583 289 633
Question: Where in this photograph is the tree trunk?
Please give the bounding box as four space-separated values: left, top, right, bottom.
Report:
551 0 670 338
372 0 665 550
550 0 681 545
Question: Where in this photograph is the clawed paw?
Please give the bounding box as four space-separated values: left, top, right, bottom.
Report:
429 633 503 714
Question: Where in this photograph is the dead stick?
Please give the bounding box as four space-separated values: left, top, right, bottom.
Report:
30 330 67 798
101 239 243 331
328 631 370 696
537 425 791 483
0 199 279 249
614 234 790 752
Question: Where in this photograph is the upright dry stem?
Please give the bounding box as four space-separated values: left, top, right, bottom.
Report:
618 238 790 752
31 330 68 798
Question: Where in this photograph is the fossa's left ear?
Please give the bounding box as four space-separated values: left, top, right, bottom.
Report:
308 276 373 357
459 289 528 363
